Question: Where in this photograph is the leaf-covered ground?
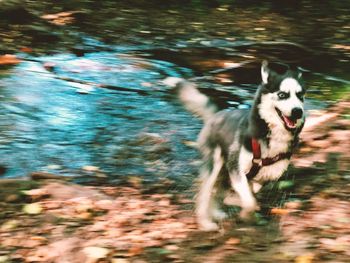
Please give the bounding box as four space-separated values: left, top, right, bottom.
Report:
0 1 349 262
0 99 349 263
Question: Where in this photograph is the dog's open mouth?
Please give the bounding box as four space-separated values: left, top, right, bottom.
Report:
275 108 297 129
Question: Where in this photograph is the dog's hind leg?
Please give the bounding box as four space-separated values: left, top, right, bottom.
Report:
229 172 258 220
196 146 224 231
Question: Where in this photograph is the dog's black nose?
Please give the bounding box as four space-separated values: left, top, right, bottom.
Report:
291 107 303 120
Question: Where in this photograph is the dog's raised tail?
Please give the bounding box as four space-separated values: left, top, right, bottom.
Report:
163 77 218 121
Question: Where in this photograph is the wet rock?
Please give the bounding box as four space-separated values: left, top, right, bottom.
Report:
30 171 70 181
41 182 110 201
45 164 62 170
43 62 56 72
137 132 168 146
82 165 100 172
0 165 7 175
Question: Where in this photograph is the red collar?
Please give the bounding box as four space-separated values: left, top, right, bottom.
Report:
246 138 292 180
251 138 261 160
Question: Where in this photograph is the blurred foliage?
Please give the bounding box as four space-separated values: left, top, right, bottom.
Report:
0 0 349 55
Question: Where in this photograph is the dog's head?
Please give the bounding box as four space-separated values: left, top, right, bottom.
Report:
258 61 305 132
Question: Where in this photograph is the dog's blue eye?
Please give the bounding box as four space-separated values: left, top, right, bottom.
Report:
277 92 289 99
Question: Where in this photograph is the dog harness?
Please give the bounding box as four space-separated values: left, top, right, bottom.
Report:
246 138 292 180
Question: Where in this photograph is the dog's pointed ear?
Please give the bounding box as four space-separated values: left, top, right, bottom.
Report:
261 60 269 84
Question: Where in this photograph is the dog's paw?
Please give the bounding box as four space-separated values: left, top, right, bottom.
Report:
239 202 260 221
212 209 228 221
198 220 219 231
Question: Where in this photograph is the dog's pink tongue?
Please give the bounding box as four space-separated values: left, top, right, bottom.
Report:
283 115 296 128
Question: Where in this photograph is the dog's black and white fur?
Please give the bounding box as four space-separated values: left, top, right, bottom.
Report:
166 61 306 231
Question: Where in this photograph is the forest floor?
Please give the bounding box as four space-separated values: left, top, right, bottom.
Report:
0 99 349 263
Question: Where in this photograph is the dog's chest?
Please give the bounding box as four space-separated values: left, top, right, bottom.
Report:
239 148 290 182
239 130 292 182
263 127 292 156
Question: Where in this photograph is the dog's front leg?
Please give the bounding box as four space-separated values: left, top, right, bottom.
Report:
229 172 258 220
196 147 224 231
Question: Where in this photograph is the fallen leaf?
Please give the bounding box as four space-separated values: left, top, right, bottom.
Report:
20 47 33 53
76 212 92 220
158 199 170 206
284 201 302 210
331 44 350 50
294 253 314 263
217 6 228 11
271 208 289 215
83 246 109 260
22 188 49 200
21 239 43 248
23 203 43 214
1 220 20 231
94 199 114 210
30 236 47 242
0 256 9 263
41 11 75 25
111 259 130 263
164 245 179 251
225 238 240 245
127 246 144 257
0 54 21 65
319 238 347 252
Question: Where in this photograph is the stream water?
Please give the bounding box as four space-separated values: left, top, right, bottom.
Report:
0 41 349 186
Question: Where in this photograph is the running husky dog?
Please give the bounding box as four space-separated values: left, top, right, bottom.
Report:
168 61 305 231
